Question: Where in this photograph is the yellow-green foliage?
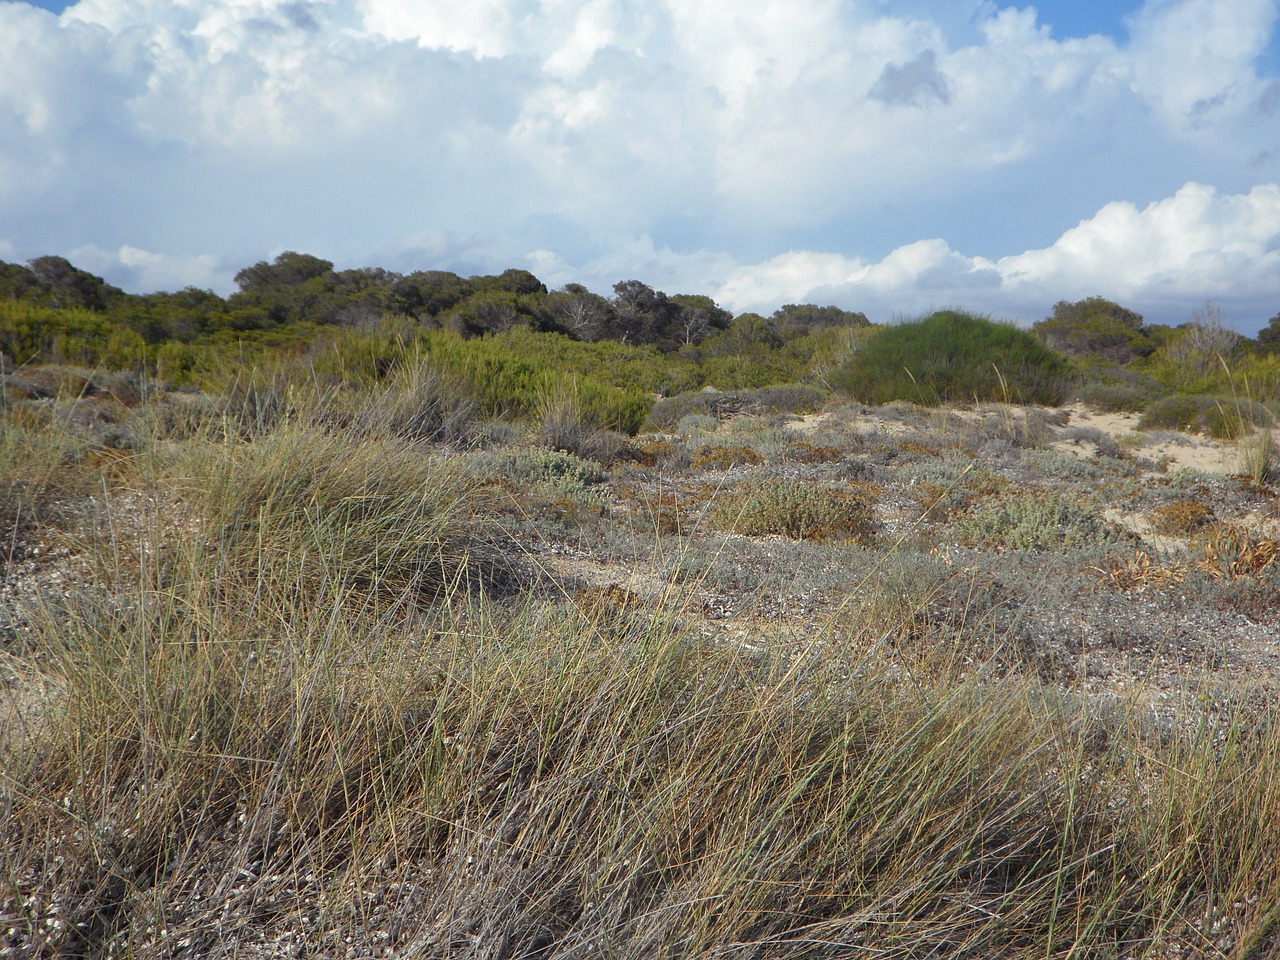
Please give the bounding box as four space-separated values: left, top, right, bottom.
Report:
0 300 146 368
488 326 698 396
1137 394 1273 440
418 331 652 434
706 478 877 542
1140 347 1280 402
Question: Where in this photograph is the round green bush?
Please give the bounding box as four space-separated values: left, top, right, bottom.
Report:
834 310 1071 406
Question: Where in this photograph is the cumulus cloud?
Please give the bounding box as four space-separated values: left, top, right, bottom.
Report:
0 0 1277 329
68 244 229 293
713 182 1280 330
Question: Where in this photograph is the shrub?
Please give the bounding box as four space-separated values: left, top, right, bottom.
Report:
1074 368 1169 412
479 444 606 489
953 491 1117 551
690 444 765 471
705 479 877 542
420 332 652 435
646 385 829 431
834 310 1072 406
1032 297 1156 363
1138 395 1274 440
1149 500 1217 536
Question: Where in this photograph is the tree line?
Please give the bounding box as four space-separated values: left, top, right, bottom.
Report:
0 252 870 359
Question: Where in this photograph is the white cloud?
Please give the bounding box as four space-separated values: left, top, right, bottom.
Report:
1126 0 1279 129
712 182 1280 329
68 244 229 292
998 182 1280 296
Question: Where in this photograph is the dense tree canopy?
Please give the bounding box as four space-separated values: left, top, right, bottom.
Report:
0 251 869 381
1032 297 1157 364
1257 312 1280 354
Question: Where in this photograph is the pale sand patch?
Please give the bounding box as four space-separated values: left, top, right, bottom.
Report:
1058 403 1260 477
792 402 1264 478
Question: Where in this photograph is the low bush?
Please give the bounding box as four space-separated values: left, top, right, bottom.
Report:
705 479 877 542
689 444 765 471
953 490 1118 551
478 444 607 490
1149 500 1217 536
1138 395 1274 440
646 384 828 431
1074 367 1168 413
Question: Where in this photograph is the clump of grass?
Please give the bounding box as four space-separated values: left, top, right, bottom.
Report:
174 421 485 608
531 380 632 464
349 358 479 445
1239 428 1280 485
0 405 107 562
705 478 877 542
7 569 1280 958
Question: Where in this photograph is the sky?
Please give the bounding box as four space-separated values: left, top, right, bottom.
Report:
2 1 1279 332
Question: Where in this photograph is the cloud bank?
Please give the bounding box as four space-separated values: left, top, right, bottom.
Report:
0 0 1277 329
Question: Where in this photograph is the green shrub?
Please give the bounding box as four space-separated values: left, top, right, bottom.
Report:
706 479 877 542
420 332 652 435
480 445 606 489
954 491 1117 551
0 300 148 369
1074 367 1169 412
1138 395 1274 440
834 310 1071 406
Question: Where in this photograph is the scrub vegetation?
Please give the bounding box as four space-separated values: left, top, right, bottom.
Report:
3 253 1280 958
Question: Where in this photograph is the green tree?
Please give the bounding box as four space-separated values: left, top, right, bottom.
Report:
22 256 125 311
445 289 549 337
1256 312 1280 354
471 268 548 296
391 271 473 319
771 303 870 336
669 294 732 346
233 251 334 295
1032 297 1155 363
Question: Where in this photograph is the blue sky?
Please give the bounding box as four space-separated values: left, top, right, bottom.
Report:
1 0 1278 331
